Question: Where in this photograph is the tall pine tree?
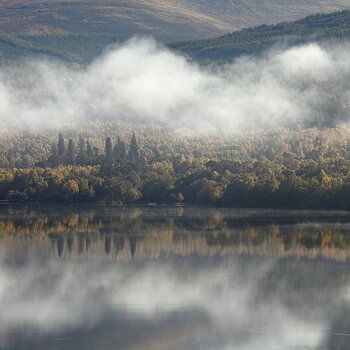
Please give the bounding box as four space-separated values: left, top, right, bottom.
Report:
66 139 76 165
57 133 66 165
114 138 127 162
86 140 93 164
105 137 113 166
77 136 86 165
48 142 58 167
128 133 140 163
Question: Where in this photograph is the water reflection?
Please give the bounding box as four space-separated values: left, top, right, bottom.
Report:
1 205 350 260
0 205 350 349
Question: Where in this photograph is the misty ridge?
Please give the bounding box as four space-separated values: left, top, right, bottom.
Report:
1 38 350 131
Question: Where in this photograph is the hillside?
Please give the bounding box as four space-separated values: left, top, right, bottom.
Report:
0 0 233 38
0 33 188 63
172 10 350 61
2 9 350 63
0 0 349 38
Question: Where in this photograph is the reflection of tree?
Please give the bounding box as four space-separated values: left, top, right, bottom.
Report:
67 233 74 252
114 235 125 254
105 235 112 254
2 205 350 260
129 236 137 258
86 236 91 252
57 236 64 258
78 233 85 254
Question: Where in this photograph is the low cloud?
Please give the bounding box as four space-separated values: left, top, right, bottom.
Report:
0 38 350 130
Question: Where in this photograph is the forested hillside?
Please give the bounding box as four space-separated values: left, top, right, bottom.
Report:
0 34 190 63
2 123 350 209
2 10 350 63
172 10 350 61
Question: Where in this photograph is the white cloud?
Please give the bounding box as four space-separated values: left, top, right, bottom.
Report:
0 39 349 130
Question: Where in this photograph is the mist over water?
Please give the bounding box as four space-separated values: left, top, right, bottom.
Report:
1 39 350 130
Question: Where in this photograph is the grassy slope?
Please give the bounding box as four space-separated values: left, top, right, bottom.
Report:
0 0 349 37
0 0 236 37
190 0 350 28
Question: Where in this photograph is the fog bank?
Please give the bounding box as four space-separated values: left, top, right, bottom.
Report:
1 39 350 130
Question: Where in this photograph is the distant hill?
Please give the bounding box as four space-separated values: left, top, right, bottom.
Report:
172 10 350 61
0 0 349 38
0 34 190 63
2 10 350 63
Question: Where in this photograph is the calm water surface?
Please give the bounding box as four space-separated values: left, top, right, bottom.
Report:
1 204 350 350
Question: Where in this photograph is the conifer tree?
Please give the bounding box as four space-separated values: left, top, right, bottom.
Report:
128 133 140 163
77 136 86 165
48 143 58 167
67 139 76 165
57 133 66 164
86 140 93 163
51 142 58 156
92 146 99 159
114 138 127 162
105 137 113 165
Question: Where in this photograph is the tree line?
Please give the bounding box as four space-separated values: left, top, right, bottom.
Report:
172 10 350 61
1 125 350 208
45 132 140 167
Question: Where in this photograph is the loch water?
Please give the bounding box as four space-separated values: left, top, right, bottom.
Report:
0 204 350 350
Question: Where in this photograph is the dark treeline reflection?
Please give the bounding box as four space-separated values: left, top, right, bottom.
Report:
2 204 350 260
1 205 350 349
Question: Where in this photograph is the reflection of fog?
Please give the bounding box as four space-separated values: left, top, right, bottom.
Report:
1 204 350 349
0 255 349 350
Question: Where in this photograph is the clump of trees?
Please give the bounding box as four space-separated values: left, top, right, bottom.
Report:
46 132 140 167
1 124 350 208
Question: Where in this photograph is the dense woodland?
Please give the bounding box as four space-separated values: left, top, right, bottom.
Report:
0 34 191 64
1 123 350 208
1 10 350 64
172 10 350 61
